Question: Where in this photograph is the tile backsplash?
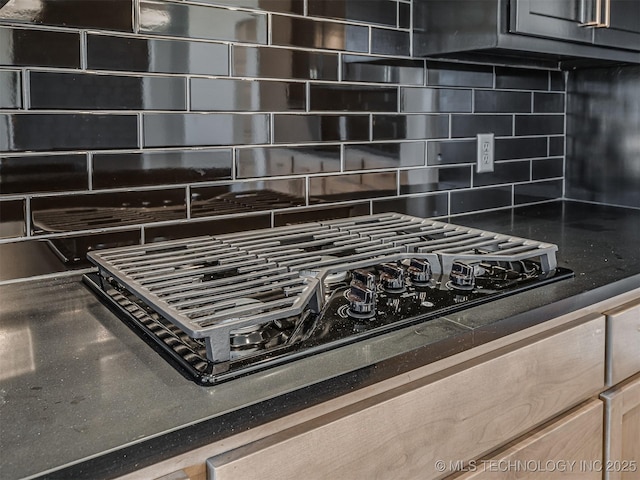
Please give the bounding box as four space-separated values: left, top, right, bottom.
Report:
0 0 565 281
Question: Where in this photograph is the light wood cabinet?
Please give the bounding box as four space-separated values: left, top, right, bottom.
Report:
450 400 604 479
206 314 605 480
605 299 640 387
601 374 640 480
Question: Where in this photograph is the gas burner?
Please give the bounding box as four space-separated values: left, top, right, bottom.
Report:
84 213 573 385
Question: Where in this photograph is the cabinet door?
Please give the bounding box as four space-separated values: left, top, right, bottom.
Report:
601 374 640 480
451 400 603 480
207 314 605 480
510 0 594 44
605 298 640 387
594 0 640 50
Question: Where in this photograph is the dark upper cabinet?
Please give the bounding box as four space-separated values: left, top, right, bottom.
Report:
414 0 640 69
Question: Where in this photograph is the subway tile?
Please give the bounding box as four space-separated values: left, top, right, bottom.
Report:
233 46 338 81
140 0 267 44
309 84 398 112
0 0 133 31
451 114 512 138
371 28 411 56
143 113 269 147
496 67 549 90
273 114 370 143
400 166 471 194
0 70 21 109
474 90 531 113
87 34 229 76
188 0 304 14
93 150 232 189
0 231 141 281
533 92 565 113
0 114 138 152
274 203 370 226
308 0 397 26
515 115 564 136
532 158 564 180
29 72 186 111
373 192 449 217
342 55 424 85
0 154 88 194
549 136 565 156
309 172 397 203
145 213 271 243
373 114 449 141
271 15 368 52
473 160 530 187
0 27 79 68
427 139 475 166
0 199 25 238
402 87 472 113
31 189 186 234
345 141 425 170
399 2 411 29
237 145 340 178
550 71 565 91
191 179 305 218
514 179 562 204
495 137 548 160
426 61 493 88
450 186 512 214
191 79 305 112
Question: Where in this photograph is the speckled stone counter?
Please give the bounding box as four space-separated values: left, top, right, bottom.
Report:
1 200 639 480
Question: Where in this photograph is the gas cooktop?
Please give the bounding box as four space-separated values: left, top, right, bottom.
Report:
83 213 573 385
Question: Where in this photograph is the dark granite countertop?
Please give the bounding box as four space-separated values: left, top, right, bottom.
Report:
1 200 639 480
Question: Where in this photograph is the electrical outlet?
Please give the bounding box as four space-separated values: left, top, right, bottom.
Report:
476 133 494 173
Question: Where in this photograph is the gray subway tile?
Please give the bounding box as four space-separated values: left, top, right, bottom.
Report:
308 0 397 26
0 154 87 194
29 72 186 111
146 213 271 243
310 172 397 203
451 114 512 138
87 34 229 76
474 90 531 113
427 61 493 88
274 203 371 226
236 145 341 178
371 28 410 56
342 55 424 85
345 142 425 170
515 115 564 136
550 71 565 91
143 113 269 147
310 84 398 112
400 166 471 194
0 199 25 238
534 92 565 113
373 192 449 217
0 114 138 152
450 186 512 214
373 114 449 140
427 139 476 166
0 70 21 109
495 137 548 160
0 27 79 68
0 0 133 31
233 46 338 80
514 179 563 204
473 160 530 187
140 0 267 44
496 67 549 90
532 158 564 180
549 136 565 156
93 150 232 189
189 0 304 14
399 2 411 29
191 78 305 112
272 15 368 52
273 114 370 143
402 87 472 113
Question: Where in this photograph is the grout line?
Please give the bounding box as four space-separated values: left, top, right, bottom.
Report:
21 69 30 109
80 31 88 70
87 152 93 190
185 76 191 111
137 113 144 149
186 186 192 220
25 197 32 237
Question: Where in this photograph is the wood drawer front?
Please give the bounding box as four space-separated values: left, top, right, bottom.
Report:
605 299 640 387
450 400 603 479
601 374 640 480
207 314 605 480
